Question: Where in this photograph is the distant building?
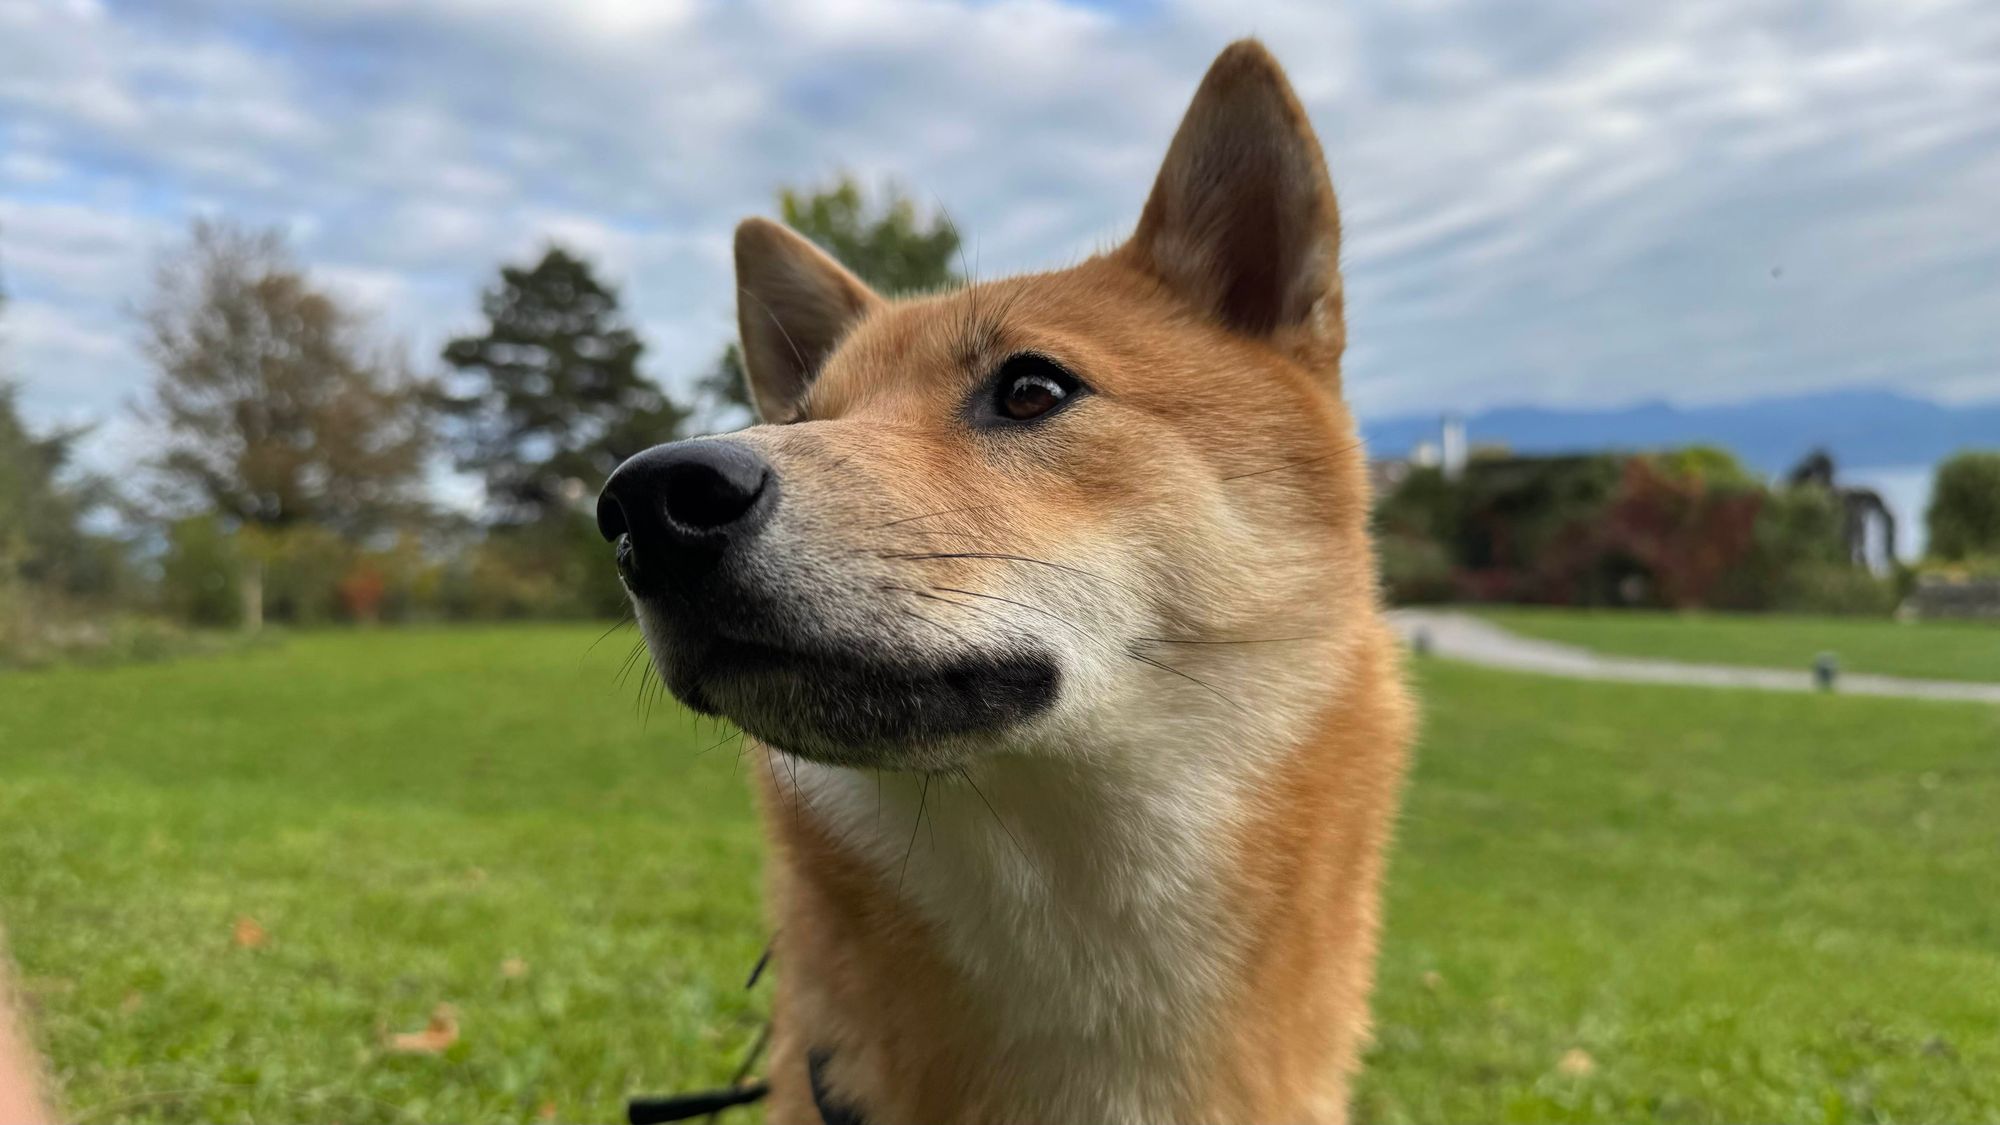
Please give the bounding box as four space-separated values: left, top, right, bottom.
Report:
1369 415 1464 495
1440 413 1468 480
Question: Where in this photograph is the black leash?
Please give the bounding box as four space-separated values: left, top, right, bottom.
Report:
626 939 777 1124
626 1080 769 1125
622 933 870 1124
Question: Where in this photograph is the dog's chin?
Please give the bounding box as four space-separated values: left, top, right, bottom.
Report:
648 627 1061 769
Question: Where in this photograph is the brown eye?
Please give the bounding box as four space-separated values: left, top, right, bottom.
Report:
983 354 1085 426
1003 372 1065 420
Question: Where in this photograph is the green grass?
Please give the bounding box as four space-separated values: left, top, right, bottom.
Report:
1 627 767 1123
1361 659 2000 1123
1475 607 2000 684
2 628 1998 1122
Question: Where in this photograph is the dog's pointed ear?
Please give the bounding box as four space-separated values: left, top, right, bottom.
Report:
1120 40 1344 369
734 217 884 422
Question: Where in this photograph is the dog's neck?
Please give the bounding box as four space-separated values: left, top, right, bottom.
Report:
764 624 1407 1123
777 747 1261 1121
794 728 1253 1015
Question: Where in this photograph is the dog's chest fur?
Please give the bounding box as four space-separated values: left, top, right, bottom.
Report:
826 754 1240 1093
769 760 1238 1121
757 641 1391 1124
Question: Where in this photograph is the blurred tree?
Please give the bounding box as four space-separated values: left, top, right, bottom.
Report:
696 178 962 429
139 221 431 625
693 343 751 429
1657 445 1757 489
159 514 242 627
778 178 962 296
442 246 686 525
1 265 129 614
0 383 105 596
1926 451 2000 561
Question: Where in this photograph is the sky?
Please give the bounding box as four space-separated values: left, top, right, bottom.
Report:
2 0 1997 474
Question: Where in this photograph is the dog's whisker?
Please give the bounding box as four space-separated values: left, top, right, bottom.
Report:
880 551 1118 586
1125 648 1245 712
1137 635 1325 646
907 588 987 614
696 728 747 758
613 638 645 685
898 774 931 896
884 529 1019 549
581 610 636 664
765 745 803 835
894 605 984 651
785 751 815 822
867 503 1001 530
954 765 1035 876
925 585 1094 640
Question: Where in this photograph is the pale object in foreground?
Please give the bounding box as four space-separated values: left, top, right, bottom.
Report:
0 948 55 1125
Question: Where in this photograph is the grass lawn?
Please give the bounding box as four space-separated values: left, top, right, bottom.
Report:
2 628 1997 1122
1475 606 2000 684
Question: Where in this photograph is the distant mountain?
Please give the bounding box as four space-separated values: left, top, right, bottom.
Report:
1359 390 2000 475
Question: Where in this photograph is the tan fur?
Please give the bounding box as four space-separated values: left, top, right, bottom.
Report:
720 40 1414 1124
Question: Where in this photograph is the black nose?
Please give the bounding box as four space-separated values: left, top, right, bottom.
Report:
597 440 775 589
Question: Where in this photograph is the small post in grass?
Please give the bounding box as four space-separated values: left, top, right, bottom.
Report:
1813 652 1839 692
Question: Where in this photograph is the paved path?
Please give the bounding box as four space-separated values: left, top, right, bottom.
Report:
1390 609 2000 705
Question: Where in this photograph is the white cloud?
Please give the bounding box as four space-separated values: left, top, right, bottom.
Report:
0 0 1995 473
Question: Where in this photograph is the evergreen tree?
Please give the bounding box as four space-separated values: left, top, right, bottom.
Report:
0 381 111 598
777 178 962 296
442 247 685 524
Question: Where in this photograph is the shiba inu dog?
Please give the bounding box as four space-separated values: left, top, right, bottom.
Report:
599 39 1413 1125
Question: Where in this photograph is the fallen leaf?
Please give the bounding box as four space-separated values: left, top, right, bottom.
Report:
120 990 145 1015
232 916 268 949
537 1100 558 1122
500 957 529 980
1557 1047 1596 1077
386 1003 460 1054
1421 971 1443 991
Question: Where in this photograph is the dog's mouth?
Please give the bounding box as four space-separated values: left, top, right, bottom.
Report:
643 609 1061 768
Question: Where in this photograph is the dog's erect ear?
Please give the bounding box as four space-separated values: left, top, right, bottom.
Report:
734 217 884 422
1120 40 1344 370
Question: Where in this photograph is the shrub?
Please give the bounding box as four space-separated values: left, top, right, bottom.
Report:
161 515 243 627
1710 485 1848 611
1926 451 2000 562
437 514 624 620
1378 533 1455 605
1771 562 1900 616
244 524 354 625
337 562 389 622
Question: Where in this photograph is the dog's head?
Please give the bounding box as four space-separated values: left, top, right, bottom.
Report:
601 42 1376 769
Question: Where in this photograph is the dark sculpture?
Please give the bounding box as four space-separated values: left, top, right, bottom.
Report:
1787 449 1897 568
